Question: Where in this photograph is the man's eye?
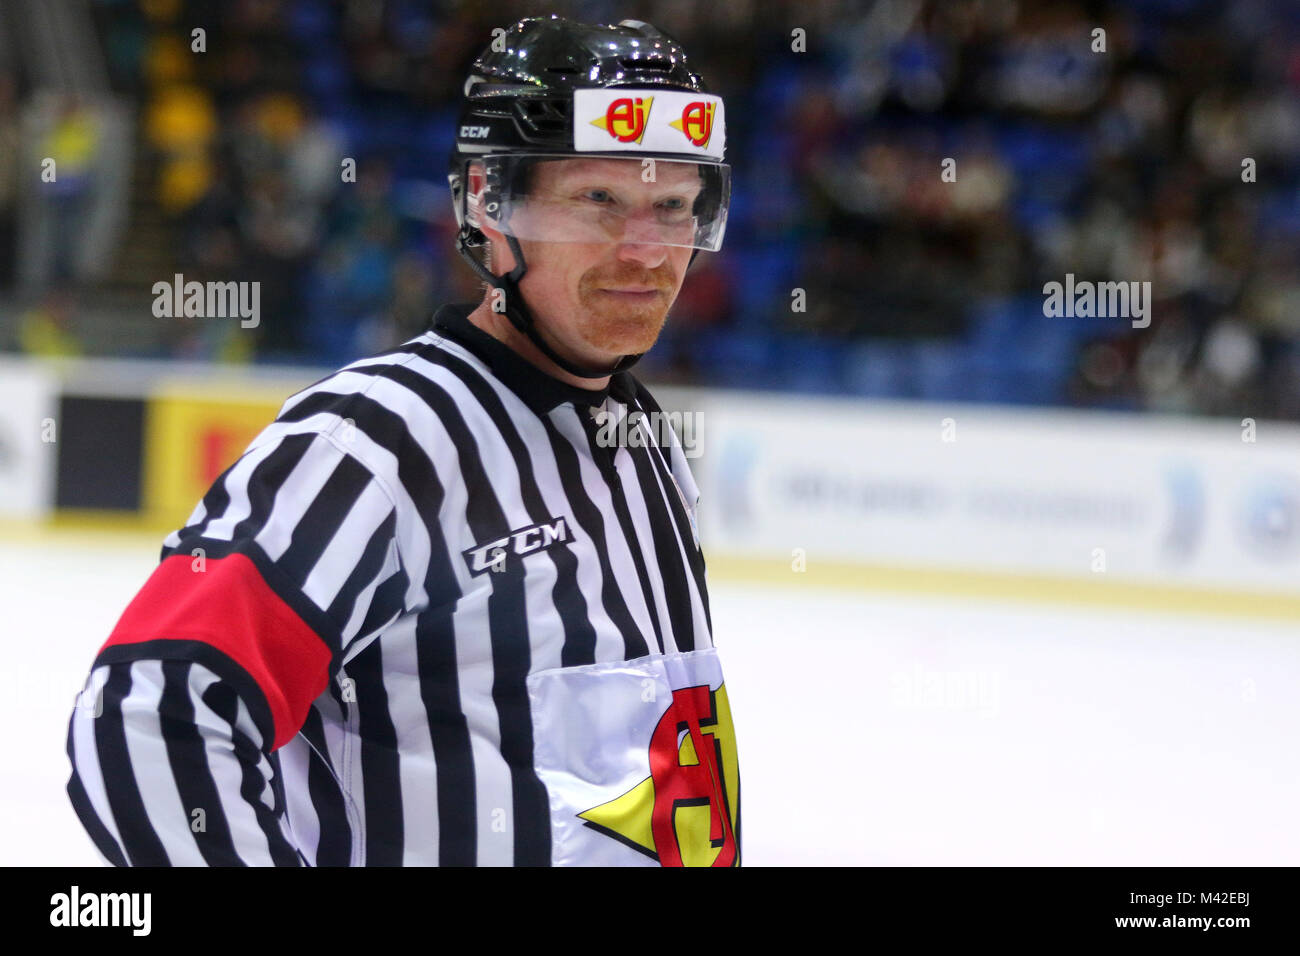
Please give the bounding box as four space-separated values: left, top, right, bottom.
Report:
659 197 686 210
583 189 612 203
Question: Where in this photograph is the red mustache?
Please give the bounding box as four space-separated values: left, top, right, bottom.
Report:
583 265 674 294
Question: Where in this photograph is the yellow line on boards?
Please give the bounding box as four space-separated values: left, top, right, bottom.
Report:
0 512 173 549
5 514 1299 623
705 553 1300 622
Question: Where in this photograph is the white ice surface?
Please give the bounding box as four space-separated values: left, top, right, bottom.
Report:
2 533 1296 866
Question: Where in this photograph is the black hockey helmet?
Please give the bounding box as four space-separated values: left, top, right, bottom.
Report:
448 15 730 379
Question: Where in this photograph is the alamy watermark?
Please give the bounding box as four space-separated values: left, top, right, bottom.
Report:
152 273 260 328
1043 273 1151 329
50 886 151 935
890 664 1000 717
594 409 702 458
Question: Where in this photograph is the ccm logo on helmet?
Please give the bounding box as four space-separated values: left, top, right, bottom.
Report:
463 517 572 575
459 125 491 139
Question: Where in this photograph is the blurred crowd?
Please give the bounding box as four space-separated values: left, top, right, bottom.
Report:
4 0 1300 419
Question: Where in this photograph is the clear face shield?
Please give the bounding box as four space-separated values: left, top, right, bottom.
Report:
467 153 730 252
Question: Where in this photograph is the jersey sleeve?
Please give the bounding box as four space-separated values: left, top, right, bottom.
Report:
66 421 409 866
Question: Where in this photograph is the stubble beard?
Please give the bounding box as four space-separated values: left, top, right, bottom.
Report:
575 290 670 355
574 264 675 356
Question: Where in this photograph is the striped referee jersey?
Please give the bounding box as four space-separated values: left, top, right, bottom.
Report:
66 302 741 866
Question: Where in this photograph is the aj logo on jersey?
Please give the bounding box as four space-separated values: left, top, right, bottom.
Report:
463 517 571 576
579 682 740 866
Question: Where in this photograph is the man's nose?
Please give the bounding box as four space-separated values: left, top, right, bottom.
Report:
615 241 669 268
615 217 670 267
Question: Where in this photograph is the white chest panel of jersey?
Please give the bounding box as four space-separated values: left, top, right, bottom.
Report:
528 647 740 866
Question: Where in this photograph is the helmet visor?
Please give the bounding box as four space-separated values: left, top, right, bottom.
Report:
469 153 729 252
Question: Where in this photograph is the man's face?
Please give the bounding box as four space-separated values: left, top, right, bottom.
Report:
474 157 699 363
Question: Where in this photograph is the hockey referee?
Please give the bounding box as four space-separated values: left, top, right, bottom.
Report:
65 15 741 867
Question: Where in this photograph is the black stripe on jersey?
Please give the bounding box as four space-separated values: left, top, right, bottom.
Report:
230 432 317 543
395 372 551 867
159 660 242 865
65 725 129 867
621 429 697 653
344 641 404 865
577 410 667 655
642 441 712 640
259 697 299 854
627 382 713 637
366 355 600 668
175 457 234 555
278 390 477 864
277 391 460 612
350 573 407 655
284 340 432 406
326 509 403 644
201 679 301 866
96 639 277 758
300 706 353 866
277 453 377 588
96 664 170 865
415 602 476 866
540 414 652 661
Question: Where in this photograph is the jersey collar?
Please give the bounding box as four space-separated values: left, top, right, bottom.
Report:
429 302 639 415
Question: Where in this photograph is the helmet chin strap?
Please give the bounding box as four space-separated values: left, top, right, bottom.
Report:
454 228 648 381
